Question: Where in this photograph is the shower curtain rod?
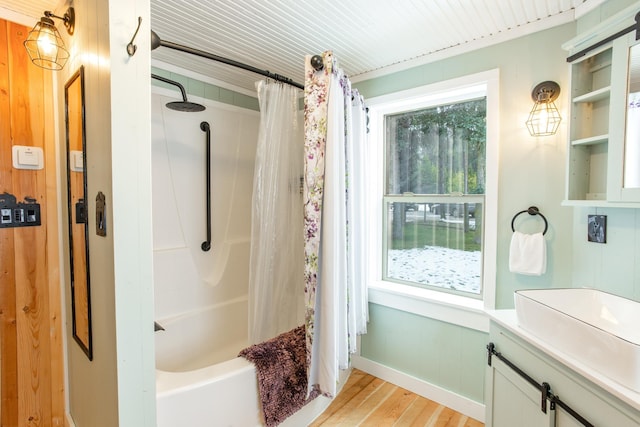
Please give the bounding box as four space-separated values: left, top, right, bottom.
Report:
151 30 319 90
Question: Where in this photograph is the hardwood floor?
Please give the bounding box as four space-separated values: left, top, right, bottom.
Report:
310 369 484 427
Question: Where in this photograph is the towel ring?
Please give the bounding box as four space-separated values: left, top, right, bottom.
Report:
511 206 548 235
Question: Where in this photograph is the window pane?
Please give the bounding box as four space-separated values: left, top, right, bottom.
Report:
385 98 486 195
385 200 483 295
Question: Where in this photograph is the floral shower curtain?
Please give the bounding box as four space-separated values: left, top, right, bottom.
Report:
248 80 304 344
304 51 368 397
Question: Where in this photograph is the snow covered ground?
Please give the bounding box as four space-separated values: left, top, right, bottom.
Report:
387 246 481 294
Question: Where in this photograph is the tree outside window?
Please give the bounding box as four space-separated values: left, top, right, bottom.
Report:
384 97 486 296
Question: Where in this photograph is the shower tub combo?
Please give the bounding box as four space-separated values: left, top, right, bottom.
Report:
154 297 331 427
152 89 333 426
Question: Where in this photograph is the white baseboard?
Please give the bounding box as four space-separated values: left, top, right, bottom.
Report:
352 355 485 423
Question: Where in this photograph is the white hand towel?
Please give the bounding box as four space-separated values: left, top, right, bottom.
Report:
509 231 546 276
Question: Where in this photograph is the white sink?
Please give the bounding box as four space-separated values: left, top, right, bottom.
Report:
514 288 640 392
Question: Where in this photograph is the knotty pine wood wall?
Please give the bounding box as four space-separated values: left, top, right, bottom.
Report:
0 19 65 427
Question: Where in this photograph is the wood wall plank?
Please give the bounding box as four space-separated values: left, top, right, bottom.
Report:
8 19 51 426
0 18 19 427
0 18 63 427
42 31 64 427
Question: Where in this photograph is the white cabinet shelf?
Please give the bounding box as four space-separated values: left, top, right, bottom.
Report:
570 134 608 146
572 85 611 103
588 59 612 73
565 43 611 204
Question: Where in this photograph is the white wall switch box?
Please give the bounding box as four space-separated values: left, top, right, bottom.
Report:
70 150 84 172
12 145 44 170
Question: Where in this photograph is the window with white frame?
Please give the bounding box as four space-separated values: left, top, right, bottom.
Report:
368 70 498 304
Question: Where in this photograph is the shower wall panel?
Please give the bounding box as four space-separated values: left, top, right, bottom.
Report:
151 91 259 319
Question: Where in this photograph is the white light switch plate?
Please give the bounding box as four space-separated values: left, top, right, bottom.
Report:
70 150 84 172
12 145 44 170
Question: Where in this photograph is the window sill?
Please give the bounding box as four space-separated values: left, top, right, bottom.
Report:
368 281 489 333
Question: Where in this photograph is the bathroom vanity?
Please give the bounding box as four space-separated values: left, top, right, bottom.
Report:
485 305 640 426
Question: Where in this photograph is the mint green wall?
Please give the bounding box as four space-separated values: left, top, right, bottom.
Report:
360 304 486 402
151 67 259 111
572 207 640 301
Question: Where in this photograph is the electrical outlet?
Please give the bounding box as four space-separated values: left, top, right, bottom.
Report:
587 214 607 243
13 208 24 224
26 208 37 223
1 208 11 224
0 193 41 228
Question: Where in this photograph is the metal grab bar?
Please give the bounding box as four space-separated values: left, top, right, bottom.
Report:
487 342 594 427
201 121 211 252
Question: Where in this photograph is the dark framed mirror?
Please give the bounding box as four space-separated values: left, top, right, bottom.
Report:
65 66 92 360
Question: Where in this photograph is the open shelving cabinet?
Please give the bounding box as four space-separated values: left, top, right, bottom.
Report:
563 3 640 207
566 45 612 204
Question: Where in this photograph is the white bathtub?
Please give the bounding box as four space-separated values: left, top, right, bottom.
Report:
155 296 264 426
155 297 332 427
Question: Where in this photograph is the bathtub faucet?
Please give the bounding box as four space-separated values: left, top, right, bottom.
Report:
154 321 165 332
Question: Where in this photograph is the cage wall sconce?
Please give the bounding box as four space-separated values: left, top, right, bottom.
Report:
525 81 562 136
23 7 75 71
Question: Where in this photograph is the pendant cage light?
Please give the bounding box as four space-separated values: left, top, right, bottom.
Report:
23 7 75 71
526 81 562 137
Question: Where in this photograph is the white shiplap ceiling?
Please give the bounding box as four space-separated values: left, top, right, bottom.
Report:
0 0 606 92
151 0 603 92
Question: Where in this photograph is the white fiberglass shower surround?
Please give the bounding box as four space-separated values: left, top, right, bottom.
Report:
151 85 332 426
